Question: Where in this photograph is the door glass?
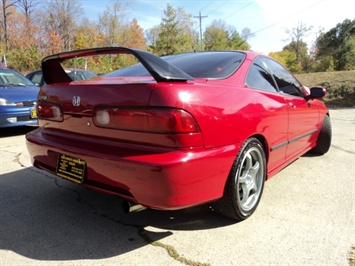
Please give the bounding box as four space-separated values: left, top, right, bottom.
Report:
264 58 304 97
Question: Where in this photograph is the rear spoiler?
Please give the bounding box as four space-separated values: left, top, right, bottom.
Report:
42 47 194 84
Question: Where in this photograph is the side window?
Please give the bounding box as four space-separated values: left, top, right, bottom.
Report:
31 73 43 85
246 57 278 93
263 58 304 97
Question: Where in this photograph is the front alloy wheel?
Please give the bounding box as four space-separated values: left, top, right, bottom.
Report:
214 138 266 221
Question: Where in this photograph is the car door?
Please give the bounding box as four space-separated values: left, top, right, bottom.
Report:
263 58 320 161
245 57 289 175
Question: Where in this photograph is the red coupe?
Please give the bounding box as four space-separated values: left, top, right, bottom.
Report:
26 47 331 221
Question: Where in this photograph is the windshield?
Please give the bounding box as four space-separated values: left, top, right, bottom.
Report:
65 69 97 81
105 51 246 79
0 69 35 86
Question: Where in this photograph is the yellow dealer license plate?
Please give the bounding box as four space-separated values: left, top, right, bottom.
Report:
56 154 86 184
31 108 37 118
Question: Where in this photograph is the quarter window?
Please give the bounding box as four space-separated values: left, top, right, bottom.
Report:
246 57 278 93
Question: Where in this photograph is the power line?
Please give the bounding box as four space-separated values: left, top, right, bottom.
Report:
206 0 230 16
200 1 214 12
249 0 323 36
224 1 253 20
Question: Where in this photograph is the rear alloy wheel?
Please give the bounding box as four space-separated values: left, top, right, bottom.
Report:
214 138 266 221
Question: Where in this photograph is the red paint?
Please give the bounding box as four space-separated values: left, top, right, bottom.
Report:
26 50 329 210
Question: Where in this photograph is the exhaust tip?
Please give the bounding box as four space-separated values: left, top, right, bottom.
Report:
122 201 146 213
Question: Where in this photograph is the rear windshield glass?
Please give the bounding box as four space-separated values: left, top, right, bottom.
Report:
105 51 246 79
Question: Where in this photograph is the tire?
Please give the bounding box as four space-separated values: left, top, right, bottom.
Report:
213 138 266 221
311 115 331 155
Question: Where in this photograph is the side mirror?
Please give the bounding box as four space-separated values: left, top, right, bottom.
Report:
306 86 326 100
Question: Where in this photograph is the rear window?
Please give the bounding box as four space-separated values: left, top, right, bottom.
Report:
105 51 246 79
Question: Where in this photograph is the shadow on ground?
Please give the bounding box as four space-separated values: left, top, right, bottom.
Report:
0 126 37 138
0 166 234 261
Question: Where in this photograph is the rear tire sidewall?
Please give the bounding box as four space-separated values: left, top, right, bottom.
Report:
234 138 266 218
214 137 266 221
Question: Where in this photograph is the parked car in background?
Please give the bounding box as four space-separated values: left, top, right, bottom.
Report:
26 47 331 221
0 68 39 128
26 69 97 86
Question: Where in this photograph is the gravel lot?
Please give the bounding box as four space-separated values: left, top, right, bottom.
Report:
0 108 354 266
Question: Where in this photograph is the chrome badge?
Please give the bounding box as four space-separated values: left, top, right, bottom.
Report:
72 96 81 106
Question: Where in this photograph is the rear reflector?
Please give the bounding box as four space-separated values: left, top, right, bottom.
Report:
93 107 200 133
37 101 63 122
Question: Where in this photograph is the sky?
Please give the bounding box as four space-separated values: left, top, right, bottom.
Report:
80 0 355 54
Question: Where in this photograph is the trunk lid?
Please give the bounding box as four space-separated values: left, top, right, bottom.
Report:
39 78 156 117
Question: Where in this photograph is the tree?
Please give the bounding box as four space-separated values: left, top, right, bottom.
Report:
316 19 355 71
17 0 38 20
1 0 18 51
16 0 39 43
285 22 313 64
204 19 229 50
145 25 160 52
229 27 250 50
120 18 146 49
96 0 135 47
73 18 107 50
204 19 250 51
97 2 121 46
45 0 83 51
269 50 300 73
241 27 254 42
153 4 197 55
282 40 309 73
276 22 314 73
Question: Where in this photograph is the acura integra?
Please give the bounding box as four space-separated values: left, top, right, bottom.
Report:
26 47 331 220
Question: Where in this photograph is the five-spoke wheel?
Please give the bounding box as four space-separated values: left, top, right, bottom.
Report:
213 138 266 221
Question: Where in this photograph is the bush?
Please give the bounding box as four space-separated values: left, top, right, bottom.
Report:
296 70 355 107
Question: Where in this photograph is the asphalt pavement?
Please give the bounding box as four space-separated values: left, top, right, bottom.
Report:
0 108 354 266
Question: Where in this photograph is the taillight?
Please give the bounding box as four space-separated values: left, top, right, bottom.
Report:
93 107 200 133
37 101 63 122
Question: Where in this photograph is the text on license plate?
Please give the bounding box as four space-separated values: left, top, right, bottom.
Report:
56 154 86 184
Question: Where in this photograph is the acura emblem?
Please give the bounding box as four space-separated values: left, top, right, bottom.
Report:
72 96 81 106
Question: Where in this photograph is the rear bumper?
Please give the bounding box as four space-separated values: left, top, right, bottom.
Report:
26 128 239 210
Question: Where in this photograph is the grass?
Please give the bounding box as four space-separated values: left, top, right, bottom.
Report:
296 70 355 107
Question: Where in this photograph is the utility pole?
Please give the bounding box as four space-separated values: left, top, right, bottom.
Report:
194 12 207 51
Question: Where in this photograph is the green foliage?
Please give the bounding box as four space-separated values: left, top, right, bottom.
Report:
6 46 42 73
315 55 335 72
269 50 302 73
229 30 250 50
61 54 139 75
316 19 355 71
270 20 354 74
283 41 311 73
284 22 313 67
204 19 250 51
0 0 352 80
204 24 229 50
296 70 355 107
153 4 197 55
